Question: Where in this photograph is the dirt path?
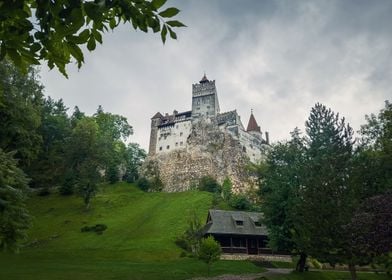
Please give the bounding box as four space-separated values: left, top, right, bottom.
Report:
189 268 292 280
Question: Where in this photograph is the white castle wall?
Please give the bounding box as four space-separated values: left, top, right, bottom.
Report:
156 120 192 154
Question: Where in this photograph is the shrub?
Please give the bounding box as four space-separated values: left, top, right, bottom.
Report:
59 171 75 195
80 224 107 235
198 176 221 193
198 236 221 276
136 177 151 192
229 194 252 210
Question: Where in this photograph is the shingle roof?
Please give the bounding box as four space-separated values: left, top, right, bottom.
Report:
246 112 261 132
204 209 268 236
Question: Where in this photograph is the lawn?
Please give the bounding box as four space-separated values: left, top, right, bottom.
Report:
0 182 264 279
270 271 391 280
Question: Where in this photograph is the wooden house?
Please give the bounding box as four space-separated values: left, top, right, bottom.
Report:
203 209 272 255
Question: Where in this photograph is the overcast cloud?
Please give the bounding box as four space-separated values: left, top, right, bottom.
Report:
40 0 392 150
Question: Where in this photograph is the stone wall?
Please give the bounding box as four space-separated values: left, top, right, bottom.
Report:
140 119 255 193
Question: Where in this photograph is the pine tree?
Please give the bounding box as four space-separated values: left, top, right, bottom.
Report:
0 149 30 252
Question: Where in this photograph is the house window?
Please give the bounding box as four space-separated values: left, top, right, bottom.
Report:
166 145 170 150
235 220 244 226
159 147 162 151
254 221 261 227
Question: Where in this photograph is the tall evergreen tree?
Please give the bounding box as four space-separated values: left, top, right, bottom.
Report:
293 103 355 269
0 149 30 252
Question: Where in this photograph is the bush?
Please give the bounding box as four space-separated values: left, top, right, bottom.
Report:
198 236 222 275
80 224 107 235
229 194 252 210
59 171 75 195
107 165 119 184
136 177 151 192
198 176 221 193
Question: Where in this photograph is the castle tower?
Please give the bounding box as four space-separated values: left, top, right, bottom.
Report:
191 74 220 122
246 110 261 133
148 112 163 155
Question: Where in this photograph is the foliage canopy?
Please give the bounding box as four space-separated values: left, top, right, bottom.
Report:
0 0 185 77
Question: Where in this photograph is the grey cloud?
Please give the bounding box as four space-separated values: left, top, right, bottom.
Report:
40 0 392 150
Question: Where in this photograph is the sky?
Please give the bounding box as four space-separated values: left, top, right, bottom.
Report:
39 0 392 150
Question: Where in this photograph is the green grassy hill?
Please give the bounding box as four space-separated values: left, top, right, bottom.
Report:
0 182 262 280
1 183 390 280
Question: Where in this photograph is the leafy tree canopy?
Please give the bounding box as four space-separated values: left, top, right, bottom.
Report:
0 0 185 77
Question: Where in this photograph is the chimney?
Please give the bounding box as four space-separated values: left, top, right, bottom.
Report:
265 132 270 145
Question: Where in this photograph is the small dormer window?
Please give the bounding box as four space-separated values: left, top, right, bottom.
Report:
235 220 243 226
254 221 261 227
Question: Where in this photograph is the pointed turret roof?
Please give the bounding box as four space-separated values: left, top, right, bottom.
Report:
199 73 209 83
151 112 163 119
246 110 261 132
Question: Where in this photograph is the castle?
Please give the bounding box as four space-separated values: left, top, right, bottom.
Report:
142 75 270 192
148 75 270 163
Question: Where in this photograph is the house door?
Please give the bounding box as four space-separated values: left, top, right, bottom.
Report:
247 238 258 255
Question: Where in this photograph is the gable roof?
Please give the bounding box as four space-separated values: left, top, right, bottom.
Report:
203 209 268 236
246 112 261 132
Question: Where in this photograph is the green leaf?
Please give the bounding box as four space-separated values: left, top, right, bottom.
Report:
168 28 177 40
109 18 116 29
68 43 84 68
152 0 167 9
30 43 41 53
7 49 23 70
159 7 180 18
166 20 186 27
87 37 96 51
78 29 90 43
92 30 102 44
161 25 167 44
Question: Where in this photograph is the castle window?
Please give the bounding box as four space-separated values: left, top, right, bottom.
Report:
159 147 162 151
166 145 170 150
180 141 183 146
175 142 178 146
207 106 210 109
197 107 200 110
180 132 183 136
176 125 178 129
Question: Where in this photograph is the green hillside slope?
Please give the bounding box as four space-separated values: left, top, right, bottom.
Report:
0 183 262 279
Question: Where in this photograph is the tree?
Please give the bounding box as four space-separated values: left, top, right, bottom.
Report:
344 192 392 279
353 101 392 198
0 0 185 77
258 128 306 270
27 97 72 189
175 210 204 255
293 103 355 272
0 60 44 169
0 149 31 252
198 236 221 276
67 117 100 209
123 143 147 183
94 106 132 182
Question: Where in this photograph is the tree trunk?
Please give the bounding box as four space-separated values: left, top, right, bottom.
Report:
348 263 357 280
296 253 307 272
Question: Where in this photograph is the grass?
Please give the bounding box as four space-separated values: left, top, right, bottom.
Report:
269 271 391 280
0 182 389 280
0 182 264 279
